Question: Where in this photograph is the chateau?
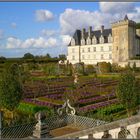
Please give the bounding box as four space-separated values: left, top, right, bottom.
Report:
67 15 140 67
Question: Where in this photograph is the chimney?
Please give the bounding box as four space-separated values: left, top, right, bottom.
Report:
101 25 104 34
88 26 92 37
81 28 86 38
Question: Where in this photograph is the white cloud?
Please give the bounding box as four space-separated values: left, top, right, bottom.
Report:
35 10 54 22
7 37 22 49
60 35 71 46
41 29 57 37
100 2 135 14
11 22 17 28
60 3 140 36
6 36 57 49
60 8 114 35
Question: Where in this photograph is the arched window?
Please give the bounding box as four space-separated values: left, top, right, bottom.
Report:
118 128 131 139
101 131 112 139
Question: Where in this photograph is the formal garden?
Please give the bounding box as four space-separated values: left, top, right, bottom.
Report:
0 55 140 127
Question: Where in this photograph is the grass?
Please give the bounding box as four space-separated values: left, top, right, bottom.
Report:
38 97 64 105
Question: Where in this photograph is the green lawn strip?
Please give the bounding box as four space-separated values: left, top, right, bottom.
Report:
38 97 64 105
17 101 51 114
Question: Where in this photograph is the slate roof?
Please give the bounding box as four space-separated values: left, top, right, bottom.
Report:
68 28 112 46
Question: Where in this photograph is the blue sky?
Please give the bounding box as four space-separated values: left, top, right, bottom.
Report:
0 2 140 58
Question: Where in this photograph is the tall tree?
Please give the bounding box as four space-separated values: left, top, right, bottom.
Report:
116 72 139 117
23 53 34 59
0 63 23 111
59 54 66 60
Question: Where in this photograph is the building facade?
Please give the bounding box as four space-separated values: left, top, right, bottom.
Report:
67 15 140 66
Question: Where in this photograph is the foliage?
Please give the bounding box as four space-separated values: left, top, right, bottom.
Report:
98 62 111 73
0 56 6 63
132 62 137 71
85 65 96 74
23 53 34 59
18 102 54 115
85 104 125 122
136 23 140 29
0 63 23 111
59 54 66 60
116 71 139 117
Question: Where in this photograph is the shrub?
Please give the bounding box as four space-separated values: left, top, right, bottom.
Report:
85 65 96 74
98 62 111 73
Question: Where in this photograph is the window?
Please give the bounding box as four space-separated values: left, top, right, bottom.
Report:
88 55 90 59
93 47 96 52
72 56 75 60
101 46 104 51
88 48 90 52
101 54 104 59
81 39 85 45
87 38 91 45
82 49 84 53
92 36 97 44
93 55 96 59
100 36 104 44
109 54 112 59
82 55 85 60
72 48 75 53
109 46 112 51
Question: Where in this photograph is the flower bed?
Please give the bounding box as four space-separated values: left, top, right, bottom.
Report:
78 98 119 113
78 92 116 105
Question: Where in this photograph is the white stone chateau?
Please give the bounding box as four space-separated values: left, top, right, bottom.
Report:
67 15 140 67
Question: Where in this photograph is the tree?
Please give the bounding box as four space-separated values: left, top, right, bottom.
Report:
136 23 140 29
23 53 34 59
0 63 23 111
116 72 139 117
132 62 136 72
45 53 51 59
0 56 6 63
59 54 66 60
98 62 111 73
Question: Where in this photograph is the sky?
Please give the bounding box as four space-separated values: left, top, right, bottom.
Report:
0 2 140 58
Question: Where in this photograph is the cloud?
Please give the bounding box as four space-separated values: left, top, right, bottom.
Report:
60 8 114 35
60 3 140 36
100 2 135 14
6 36 57 49
41 29 58 37
60 35 71 46
35 10 54 22
11 22 17 28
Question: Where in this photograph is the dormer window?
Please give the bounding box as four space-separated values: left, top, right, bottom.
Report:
87 37 91 45
81 39 85 45
100 35 104 44
92 36 97 44
108 34 112 43
71 38 75 46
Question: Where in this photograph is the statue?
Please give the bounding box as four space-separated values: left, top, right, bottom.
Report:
74 73 79 85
